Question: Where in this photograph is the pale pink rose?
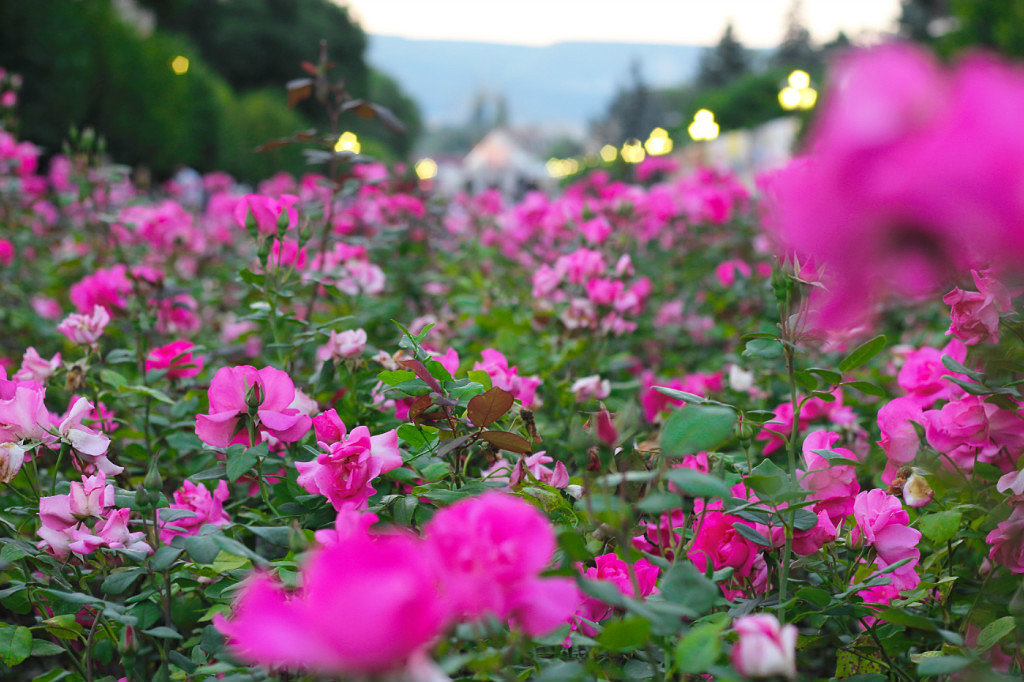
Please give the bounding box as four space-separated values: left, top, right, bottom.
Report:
509 452 569 489
14 347 61 384
68 472 115 517
424 492 578 635
570 375 610 402
986 505 1024 574
57 305 111 346
997 468 1024 497
316 329 367 363
731 614 798 679
295 425 402 510
146 340 204 379
92 508 152 554
214 532 448 675
60 397 119 475
0 375 54 445
943 269 1015 345
195 366 312 448
158 480 231 544
0 441 27 483
902 471 934 507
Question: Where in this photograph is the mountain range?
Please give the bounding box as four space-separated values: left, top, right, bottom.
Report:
365 35 707 132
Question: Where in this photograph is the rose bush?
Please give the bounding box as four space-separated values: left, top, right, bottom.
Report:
0 42 1023 682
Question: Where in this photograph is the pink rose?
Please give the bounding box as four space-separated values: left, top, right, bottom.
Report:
214 532 448 675
424 492 578 636
731 613 798 679
195 366 312 448
850 489 921 565
943 269 1015 345
295 424 402 510
158 480 231 544
986 505 1024 574
57 305 111 346
233 193 298 235
316 329 367 363
570 375 610 402
146 340 204 379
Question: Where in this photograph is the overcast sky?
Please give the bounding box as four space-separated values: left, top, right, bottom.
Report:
342 0 902 49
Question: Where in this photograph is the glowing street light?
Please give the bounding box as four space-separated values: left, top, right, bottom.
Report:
414 158 437 180
170 56 190 75
334 131 360 154
599 144 618 163
644 127 673 156
779 70 817 111
687 110 719 141
620 139 645 164
546 158 580 178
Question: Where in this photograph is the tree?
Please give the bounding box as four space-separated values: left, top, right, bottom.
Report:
898 0 953 42
697 22 751 90
593 59 665 144
771 0 821 72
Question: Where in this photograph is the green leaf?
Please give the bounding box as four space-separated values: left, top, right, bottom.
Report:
975 616 1015 653
838 335 887 372
183 535 220 564
142 626 182 640
658 561 718 616
743 337 782 359
732 522 773 547
663 468 731 498
917 656 971 676
149 546 183 572
597 617 651 652
377 369 415 386
660 405 735 457
99 368 127 389
466 370 493 390
653 387 703 404
101 567 145 595
674 622 723 674
0 625 32 666
123 384 175 405
796 586 832 608
744 458 790 499
226 447 259 483
792 507 819 531
30 639 64 656
940 355 984 382
844 381 887 398
808 368 843 386
918 510 962 545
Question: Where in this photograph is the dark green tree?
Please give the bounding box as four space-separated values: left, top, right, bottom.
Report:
145 0 369 96
898 0 952 42
771 1 821 73
696 22 751 90
594 60 665 144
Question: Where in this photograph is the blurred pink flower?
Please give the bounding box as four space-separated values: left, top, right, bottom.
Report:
214 532 447 675
57 305 110 346
424 492 577 636
146 340 204 379
731 613 798 679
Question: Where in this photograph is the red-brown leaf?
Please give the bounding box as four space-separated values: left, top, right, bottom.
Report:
479 431 532 454
467 387 514 428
